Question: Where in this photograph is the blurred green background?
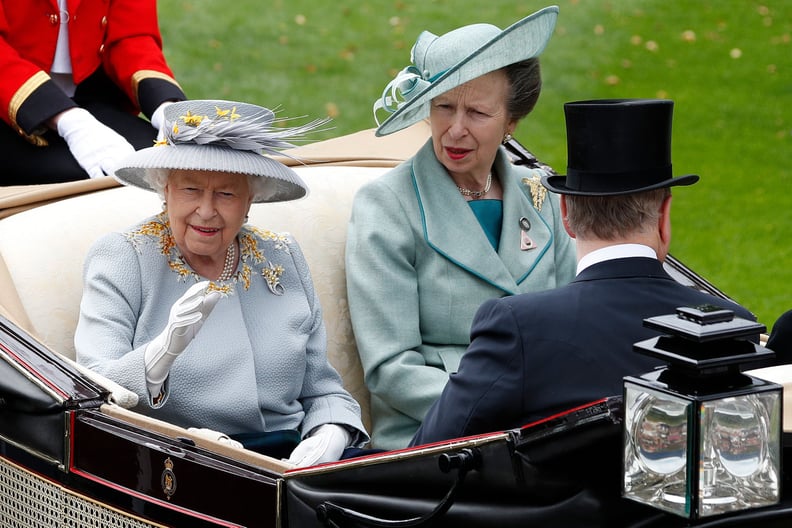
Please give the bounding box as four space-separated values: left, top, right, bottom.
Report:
158 0 791 330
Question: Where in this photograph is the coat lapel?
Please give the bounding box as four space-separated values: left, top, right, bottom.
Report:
495 153 556 285
412 141 553 294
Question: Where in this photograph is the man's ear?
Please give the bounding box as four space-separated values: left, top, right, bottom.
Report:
659 194 673 247
560 195 576 239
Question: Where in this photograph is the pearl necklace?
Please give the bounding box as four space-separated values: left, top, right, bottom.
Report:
217 241 236 281
456 173 492 199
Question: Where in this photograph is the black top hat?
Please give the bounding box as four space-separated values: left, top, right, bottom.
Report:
542 99 699 196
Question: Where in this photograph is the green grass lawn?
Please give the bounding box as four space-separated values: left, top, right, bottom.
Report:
158 0 791 330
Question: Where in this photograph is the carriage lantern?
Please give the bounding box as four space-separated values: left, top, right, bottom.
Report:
622 305 782 519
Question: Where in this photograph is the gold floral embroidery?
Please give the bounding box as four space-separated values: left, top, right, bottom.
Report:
239 263 253 290
245 227 290 295
125 214 290 294
206 282 233 295
262 262 285 295
248 227 291 252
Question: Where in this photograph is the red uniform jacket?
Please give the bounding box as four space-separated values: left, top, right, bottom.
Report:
0 0 185 141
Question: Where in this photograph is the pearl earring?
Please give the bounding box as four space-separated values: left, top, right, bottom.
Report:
502 133 513 144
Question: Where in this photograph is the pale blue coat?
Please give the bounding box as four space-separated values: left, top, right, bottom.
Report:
345 140 576 449
75 214 368 444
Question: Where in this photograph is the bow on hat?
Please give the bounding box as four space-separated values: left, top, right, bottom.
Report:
373 5 559 136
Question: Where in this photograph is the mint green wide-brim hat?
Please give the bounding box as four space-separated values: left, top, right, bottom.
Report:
373 5 559 137
114 99 326 203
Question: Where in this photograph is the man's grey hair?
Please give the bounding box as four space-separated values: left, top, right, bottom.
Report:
565 188 671 240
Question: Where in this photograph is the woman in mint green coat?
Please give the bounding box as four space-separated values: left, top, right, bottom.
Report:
346 6 576 450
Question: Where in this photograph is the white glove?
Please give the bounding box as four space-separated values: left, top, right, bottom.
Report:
150 101 175 140
144 281 221 398
286 424 351 467
56 107 135 178
187 427 243 449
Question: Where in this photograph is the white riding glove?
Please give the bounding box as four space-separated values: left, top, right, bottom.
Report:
150 101 175 141
144 281 221 399
55 107 136 178
187 427 243 449
286 424 352 467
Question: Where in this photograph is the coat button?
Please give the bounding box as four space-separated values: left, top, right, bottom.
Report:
99 44 105 54
101 16 107 27
49 14 59 25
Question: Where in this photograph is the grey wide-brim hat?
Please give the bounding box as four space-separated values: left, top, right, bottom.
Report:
373 5 558 136
114 100 325 203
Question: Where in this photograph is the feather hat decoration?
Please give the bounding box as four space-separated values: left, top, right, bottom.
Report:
114 100 330 203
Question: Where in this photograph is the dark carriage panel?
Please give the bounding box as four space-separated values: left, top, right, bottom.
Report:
71 410 282 527
283 434 542 528
0 314 106 465
281 397 792 528
281 398 656 528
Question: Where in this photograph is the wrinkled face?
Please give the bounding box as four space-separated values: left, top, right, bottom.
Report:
430 69 516 182
164 170 252 265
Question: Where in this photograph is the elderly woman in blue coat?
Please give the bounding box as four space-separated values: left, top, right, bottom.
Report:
75 100 368 466
345 6 576 450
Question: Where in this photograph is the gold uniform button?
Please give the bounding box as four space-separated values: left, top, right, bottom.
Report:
49 14 59 25
99 44 105 54
101 16 107 27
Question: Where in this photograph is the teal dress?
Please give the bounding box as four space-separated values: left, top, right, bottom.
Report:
469 199 503 250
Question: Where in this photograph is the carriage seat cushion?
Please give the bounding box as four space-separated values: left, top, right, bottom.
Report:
0 165 385 431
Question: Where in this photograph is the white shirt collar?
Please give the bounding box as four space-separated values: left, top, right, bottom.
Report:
576 244 658 275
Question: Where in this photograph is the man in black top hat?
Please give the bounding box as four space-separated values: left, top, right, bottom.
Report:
412 99 757 446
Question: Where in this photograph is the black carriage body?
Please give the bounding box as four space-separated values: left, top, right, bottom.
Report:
0 315 281 528
281 398 655 528
282 399 792 528
4 313 792 528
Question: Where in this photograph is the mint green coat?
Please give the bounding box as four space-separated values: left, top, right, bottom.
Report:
345 140 576 449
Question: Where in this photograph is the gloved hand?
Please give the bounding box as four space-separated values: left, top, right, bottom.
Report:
144 281 221 398
55 107 135 178
187 427 243 449
286 424 351 467
150 101 175 140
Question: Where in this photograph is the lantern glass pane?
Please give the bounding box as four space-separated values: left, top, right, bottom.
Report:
623 383 692 517
697 392 781 517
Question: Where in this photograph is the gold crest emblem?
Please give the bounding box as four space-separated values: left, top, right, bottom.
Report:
161 457 177 500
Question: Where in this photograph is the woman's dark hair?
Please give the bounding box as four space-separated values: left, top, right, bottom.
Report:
504 58 542 122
